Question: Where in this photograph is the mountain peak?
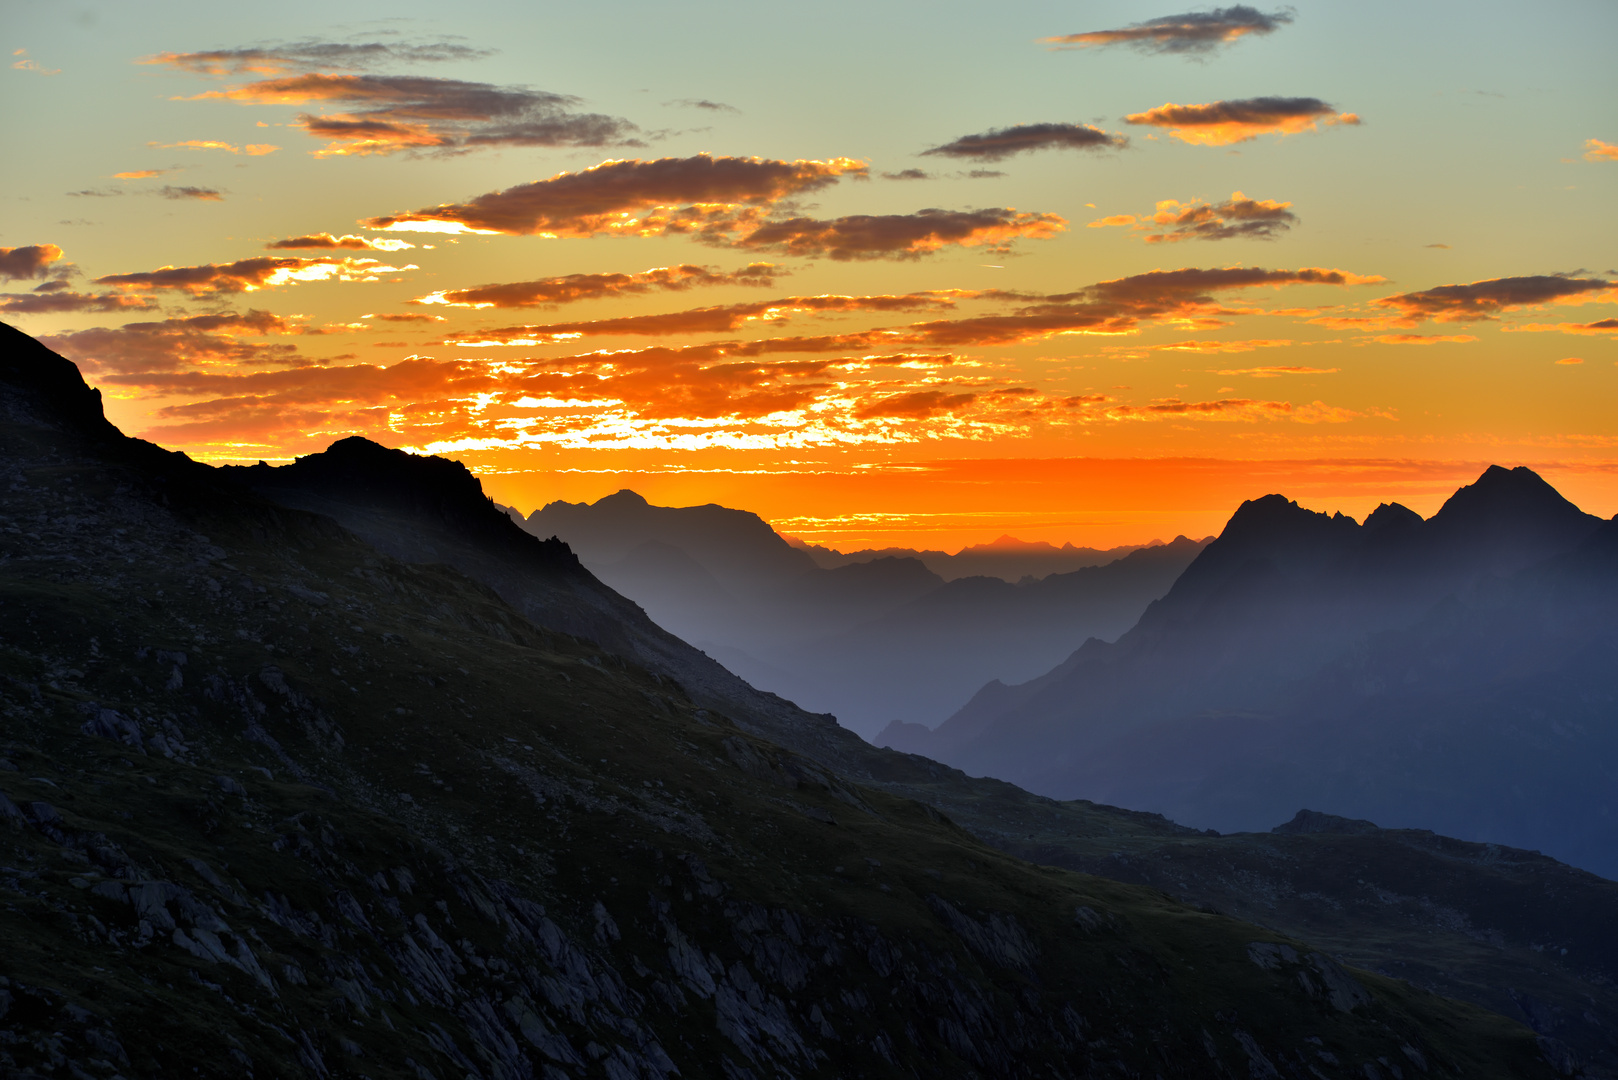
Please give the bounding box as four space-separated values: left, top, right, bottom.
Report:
1272 809 1381 836
1363 501 1423 534
1219 493 1360 547
0 320 122 441
1426 465 1598 558
598 489 649 507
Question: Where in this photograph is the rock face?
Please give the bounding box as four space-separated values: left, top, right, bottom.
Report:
0 325 1570 1076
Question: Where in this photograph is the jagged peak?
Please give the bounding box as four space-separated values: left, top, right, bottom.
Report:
1430 464 1589 529
0 320 122 440
1363 501 1424 533
1218 493 1360 546
266 436 486 503
597 488 649 507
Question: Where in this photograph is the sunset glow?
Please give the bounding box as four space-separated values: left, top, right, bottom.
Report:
4 1 1614 548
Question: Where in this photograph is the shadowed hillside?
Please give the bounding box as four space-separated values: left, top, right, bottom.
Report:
5 321 1607 1075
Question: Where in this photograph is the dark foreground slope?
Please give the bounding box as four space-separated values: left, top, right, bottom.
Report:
0 335 1573 1076
225 440 853 758
136 332 1617 1069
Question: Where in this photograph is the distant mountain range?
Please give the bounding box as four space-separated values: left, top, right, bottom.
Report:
5 321 1612 1073
522 492 1207 736
791 534 1164 582
886 466 1618 878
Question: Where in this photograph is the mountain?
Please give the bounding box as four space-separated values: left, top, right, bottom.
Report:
529 490 818 592
901 471 1618 876
518 490 1205 737
792 535 1159 582
750 537 1208 737
3 321 1607 1075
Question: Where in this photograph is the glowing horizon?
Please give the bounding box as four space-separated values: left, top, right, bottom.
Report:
4 1 1614 549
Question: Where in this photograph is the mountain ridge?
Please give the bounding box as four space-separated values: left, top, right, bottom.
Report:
1 323 1578 1078
898 460 1618 877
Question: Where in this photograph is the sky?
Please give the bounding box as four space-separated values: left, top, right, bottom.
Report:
4 0 1615 549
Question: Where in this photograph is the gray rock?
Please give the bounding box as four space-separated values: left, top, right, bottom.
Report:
0 790 24 827
1272 809 1380 836
1247 941 1300 970
80 707 144 752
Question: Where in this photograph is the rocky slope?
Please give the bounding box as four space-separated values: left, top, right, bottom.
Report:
181 331 1616 1073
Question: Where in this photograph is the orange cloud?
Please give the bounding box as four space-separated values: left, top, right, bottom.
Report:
1210 365 1338 376
95 255 417 295
173 71 638 157
1374 274 1614 324
266 233 416 252
1371 333 1477 345
11 49 60 76
142 41 493 76
362 312 446 324
360 154 867 235
807 266 1382 350
1555 357 1585 365
855 389 978 419
163 140 277 155
158 185 226 201
40 311 310 373
546 265 1379 353
1073 396 1361 424
1584 139 1618 162
444 293 969 344
1091 192 1296 243
1155 339 1297 354
1042 8 1293 54
921 123 1126 161
1306 314 1401 330
1125 97 1360 146
0 243 65 281
733 208 1067 260
113 169 168 180
418 263 780 309
100 356 506 452
1500 318 1618 336
95 347 984 456
0 287 156 315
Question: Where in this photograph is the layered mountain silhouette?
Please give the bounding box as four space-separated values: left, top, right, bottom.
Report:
5 320 1615 1072
794 534 1159 582
892 469 1618 876
524 492 1206 735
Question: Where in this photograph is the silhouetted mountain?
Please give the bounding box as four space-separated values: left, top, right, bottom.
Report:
519 487 1206 737
226 442 835 736
5 321 1609 1073
903 471 1618 876
529 489 816 592
793 534 1158 582
770 537 1208 737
